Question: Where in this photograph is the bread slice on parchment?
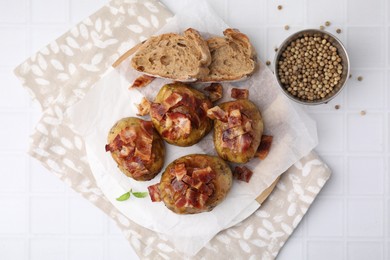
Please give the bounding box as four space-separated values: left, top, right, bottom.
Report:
131 28 211 82
199 29 257 82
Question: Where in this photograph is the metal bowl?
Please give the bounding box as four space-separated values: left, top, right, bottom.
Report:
273 29 350 105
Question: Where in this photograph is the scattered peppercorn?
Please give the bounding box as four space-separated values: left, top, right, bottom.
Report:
360 110 366 116
319 25 325 30
275 47 279 52
266 60 271 66
277 34 343 101
325 21 331 26
357 76 363 81
277 5 283 10
336 28 342 34
284 25 290 30
349 74 352 79
335 104 340 110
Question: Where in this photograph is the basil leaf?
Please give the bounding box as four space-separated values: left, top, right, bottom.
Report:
116 192 131 201
131 191 148 198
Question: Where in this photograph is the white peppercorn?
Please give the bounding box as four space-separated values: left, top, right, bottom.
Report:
277 33 343 101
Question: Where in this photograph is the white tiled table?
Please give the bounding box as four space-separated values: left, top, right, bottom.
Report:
0 0 388 259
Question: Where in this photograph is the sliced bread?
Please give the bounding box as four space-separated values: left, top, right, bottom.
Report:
199 29 257 82
131 28 211 82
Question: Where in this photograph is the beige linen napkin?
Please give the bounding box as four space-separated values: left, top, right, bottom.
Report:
14 0 331 259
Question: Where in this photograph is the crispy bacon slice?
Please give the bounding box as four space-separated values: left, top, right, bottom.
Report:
130 74 156 89
174 163 187 181
174 196 188 208
237 133 253 152
222 125 246 141
234 166 253 183
163 186 174 197
181 175 193 186
140 120 154 139
178 93 197 109
231 88 249 99
207 183 215 195
204 83 223 102
255 135 273 160
105 135 123 152
119 127 137 144
163 92 183 109
186 188 201 208
126 161 149 178
134 141 152 161
222 133 253 152
131 122 153 161
197 182 213 195
150 103 167 121
148 183 161 202
162 112 192 139
136 97 151 116
201 101 211 115
171 179 187 193
185 188 211 209
242 117 252 132
189 113 201 129
107 121 154 162
182 174 202 188
168 106 200 130
198 193 209 208
168 164 216 210
192 167 215 183
221 136 236 149
227 109 242 128
119 145 134 158
207 106 227 122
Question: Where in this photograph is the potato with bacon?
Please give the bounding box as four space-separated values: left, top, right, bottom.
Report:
105 117 165 181
149 82 213 146
148 154 232 214
208 99 263 163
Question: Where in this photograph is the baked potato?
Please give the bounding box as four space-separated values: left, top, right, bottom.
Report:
149 82 213 146
154 154 232 214
105 117 165 181
209 99 263 163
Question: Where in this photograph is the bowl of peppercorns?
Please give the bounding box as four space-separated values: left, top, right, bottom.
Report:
274 29 350 105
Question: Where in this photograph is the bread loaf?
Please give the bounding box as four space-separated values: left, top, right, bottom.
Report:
131 28 211 82
199 29 257 82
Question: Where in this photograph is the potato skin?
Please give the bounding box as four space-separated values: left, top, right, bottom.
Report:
159 154 232 214
108 117 165 181
214 99 263 163
151 83 213 146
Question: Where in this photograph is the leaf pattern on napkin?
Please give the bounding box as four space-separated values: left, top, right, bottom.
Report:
13 0 331 259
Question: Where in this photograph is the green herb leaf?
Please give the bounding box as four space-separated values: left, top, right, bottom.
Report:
131 191 148 198
116 192 131 201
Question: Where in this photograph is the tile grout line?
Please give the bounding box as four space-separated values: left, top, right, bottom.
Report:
302 0 308 259
26 0 33 258
66 2 72 259
383 0 389 259
343 0 349 259
383 0 389 258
